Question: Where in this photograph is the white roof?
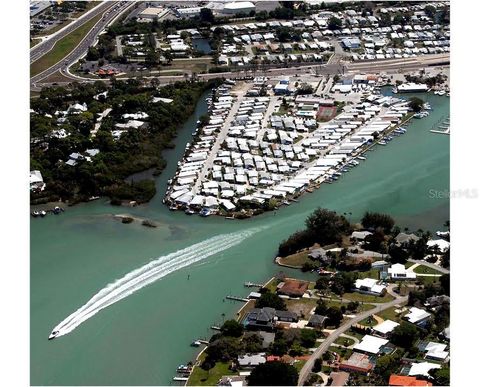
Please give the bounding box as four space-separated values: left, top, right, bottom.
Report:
427 239 450 252
372 320 399 335
405 307 431 324
354 278 386 294
408 362 441 377
29 170 43 184
425 342 449 360
353 335 389 354
388 263 416 279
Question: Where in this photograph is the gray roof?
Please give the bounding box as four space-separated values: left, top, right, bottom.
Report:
309 314 327 325
395 232 420 244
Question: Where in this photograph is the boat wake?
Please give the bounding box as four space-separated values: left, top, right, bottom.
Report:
50 228 261 339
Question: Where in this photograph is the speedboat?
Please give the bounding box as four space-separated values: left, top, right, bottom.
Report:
199 208 212 217
48 330 59 340
185 209 195 215
31 211 40 217
40 210 47 217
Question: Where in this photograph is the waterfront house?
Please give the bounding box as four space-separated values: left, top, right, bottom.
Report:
395 232 420 246
419 341 449 362
276 279 309 298
30 170 46 192
237 353 266 369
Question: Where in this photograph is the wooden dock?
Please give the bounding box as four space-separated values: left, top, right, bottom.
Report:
226 295 249 302
244 281 264 288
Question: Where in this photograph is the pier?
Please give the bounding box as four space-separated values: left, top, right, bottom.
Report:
244 281 264 288
226 295 249 302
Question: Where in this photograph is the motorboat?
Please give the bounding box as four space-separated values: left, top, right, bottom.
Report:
48 330 59 340
31 211 40 217
185 209 196 215
40 210 47 217
190 340 201 347
199 208 212 217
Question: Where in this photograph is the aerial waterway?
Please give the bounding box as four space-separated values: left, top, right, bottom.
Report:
49 228 264 339
31 90 449 385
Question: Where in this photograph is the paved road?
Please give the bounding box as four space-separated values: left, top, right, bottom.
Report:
297 286 407 385
191 85 251 195
31 53 450 93
30 1 115 64
407 259 450 274
31 1 133 87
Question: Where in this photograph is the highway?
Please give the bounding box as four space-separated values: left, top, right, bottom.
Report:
30 1 115 64
297 286 408 385
31 52 450 93
31 1 134 87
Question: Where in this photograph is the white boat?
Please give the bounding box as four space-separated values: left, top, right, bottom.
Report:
48 330 59 340
357 156 366 161
378 140 387 145
437 90 446 96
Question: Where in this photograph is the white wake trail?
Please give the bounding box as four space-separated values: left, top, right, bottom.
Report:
51 228 260 338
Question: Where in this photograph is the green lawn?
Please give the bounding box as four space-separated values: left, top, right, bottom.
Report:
334 337 355 347
31 13 102 76
359 316 377 327
377 306 405 322
187 361 235 386
328 346 352 360
278 250 310 267
413 265 443 275
343 292 394 303
293 360 307 372
417 276 440 285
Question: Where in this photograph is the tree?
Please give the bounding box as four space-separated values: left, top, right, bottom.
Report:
255 291 287 310
305 208 351 245
315 277 329 292
328 16 342 30
347 301 359 312
440 273 450 296
199 8 214 23
441 248 450 268
205 336 243 363
221 319 244 337
325 306 343 327
375 355 397 383
315 299 328 315
312 358 322 372
409 97 424 113
361 212 395 233
300 329 317 348
247 361 299 386
424 5 436 19
429 367 450 386
390 322 419 348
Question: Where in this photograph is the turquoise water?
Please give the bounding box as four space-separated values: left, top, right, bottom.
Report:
31 91 449 385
